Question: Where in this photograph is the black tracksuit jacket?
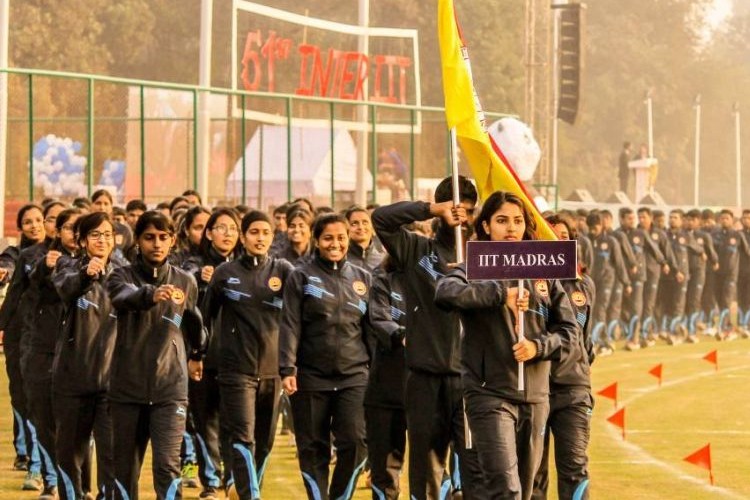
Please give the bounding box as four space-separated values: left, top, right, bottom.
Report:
279 254 371 390
435 264 578 404
551 276 595 389
365 268 407 409
52 255 123 396
712 227 750 278
371 201 463 375
346 241 385 273
202 253 294 378
0 241 51 342
105 257 207 404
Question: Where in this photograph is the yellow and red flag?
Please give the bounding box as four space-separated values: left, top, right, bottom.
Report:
438 0 556 240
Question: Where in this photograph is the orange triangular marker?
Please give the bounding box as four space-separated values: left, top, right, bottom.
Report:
703 350 718 371
606 407 626 440
648 363 663 386
684 443 714 485
597 382 618 408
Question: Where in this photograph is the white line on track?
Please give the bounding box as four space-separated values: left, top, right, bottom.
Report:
604 363 750 499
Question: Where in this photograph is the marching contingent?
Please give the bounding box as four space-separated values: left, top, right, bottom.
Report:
0 177 747 500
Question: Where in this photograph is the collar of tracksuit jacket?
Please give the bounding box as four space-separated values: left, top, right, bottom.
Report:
239 252 269 270
313 250 347 272
135 254 170 282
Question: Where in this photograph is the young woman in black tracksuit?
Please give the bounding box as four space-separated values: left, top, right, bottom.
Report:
171 205 211 267
279 213 371 500
182 207 242 498
0 203 46 475
52 211 124 500
435 191 577 500
106 211 207 500
274 207 313 266
531 215 596 500
365 256 407 500
202 210 294 500
24 207 82 499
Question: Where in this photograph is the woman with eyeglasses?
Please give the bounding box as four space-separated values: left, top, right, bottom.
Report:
0 204 46 483
90 189 133 263
201 210 294 499
181 207 242 497
105 210 206 500
52 212 124 500
279 213 371 500
23 207 82 499
434 191 577 500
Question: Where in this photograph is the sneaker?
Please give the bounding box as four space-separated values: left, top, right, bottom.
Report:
181 461 199 489
38 485 58 499
640 338 656 348
597 345 614 357
686 335 699 344
668 335 683 346
22 471 43 491
624 341 641 351
14 455 29 471
199 486 219 500
740 328 750 339
723 332 738 342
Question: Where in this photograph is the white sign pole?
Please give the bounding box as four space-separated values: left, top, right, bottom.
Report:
517 279 525 391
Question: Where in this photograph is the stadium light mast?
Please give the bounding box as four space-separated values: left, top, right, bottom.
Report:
0 0 10 238
197 0 213 204
735 102 742 208
355 0 370 207
693 94 701 206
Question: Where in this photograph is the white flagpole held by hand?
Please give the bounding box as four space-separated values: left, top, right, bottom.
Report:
517 279 525 392
450 127 473 449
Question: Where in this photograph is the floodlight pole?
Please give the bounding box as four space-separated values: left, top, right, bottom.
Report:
355 0 370 207
197 0 213 203
0 0 10 237
735 102 742 208
646 89 654 158
693 94 701 207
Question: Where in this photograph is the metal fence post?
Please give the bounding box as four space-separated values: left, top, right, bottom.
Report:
87 78 94 197
330 101 335 207
410 108 415 200
27 74 33 200
286 97 292 202
370 104 377 205
241 93 246 205
140 85 145 200
192 89 198 191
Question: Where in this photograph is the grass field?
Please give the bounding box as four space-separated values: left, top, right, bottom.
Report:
0 336 748 499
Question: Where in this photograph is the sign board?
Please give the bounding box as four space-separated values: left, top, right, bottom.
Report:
231 0 421 133
466 240 578 281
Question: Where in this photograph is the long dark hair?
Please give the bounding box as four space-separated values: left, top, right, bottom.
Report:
75 212 115 248
16 203 44 248
49 208 82 253
473 191 536 241
177 205 211 251
198 207 242 258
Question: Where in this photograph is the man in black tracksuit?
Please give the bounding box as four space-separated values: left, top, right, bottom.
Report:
603 210 636 331
700 210 719 322
202 222 294 500
738 210 750 317
617 208 664 348
712 210 750 335
586 213 630 350
661 210 699 342
106 212 206 500
684 210 718 327
637 208 675 336
366 264 407 500
372 176 486 500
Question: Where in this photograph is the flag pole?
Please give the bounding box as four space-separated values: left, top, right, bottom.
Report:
450 127 473 449
450 127 464 262
518 279 525 391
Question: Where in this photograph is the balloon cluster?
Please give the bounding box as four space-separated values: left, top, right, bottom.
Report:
486 117 542 182
32 134 87 197
100 160 126 194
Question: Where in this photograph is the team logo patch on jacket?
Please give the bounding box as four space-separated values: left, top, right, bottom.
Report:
633 236 641 244
534 280 549 297
679 237 686 245
352 280 367 295
571 291 587 306
170 289 185 305
697 237 704 244
600 242 608 251
268 276 282 291
652 233 659 241
730 238 737 245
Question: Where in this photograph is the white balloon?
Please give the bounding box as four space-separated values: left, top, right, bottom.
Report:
486 118 541 182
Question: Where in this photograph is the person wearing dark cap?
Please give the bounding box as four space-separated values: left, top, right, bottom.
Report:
202 210 294 499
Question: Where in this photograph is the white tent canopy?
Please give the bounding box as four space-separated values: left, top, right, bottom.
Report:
227 124 372 210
